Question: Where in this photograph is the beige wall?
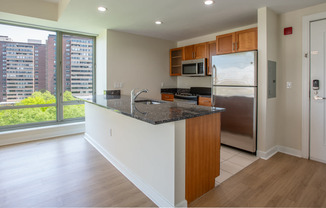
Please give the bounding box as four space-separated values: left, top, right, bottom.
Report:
177 76 211 88
96 29 107 94
257 7 280 153
277 2 326 151
106 30 177 99
0 0 58 21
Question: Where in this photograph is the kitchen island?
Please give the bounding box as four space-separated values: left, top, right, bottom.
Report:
79 95 224 207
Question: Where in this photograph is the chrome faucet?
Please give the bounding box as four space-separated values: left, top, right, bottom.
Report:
131 88 148 104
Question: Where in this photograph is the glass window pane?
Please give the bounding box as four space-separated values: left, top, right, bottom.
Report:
62 34 93 102
0 24 57 126
0 106 56 126
63 104 85 119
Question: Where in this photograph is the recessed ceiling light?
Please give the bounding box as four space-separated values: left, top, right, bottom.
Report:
98 6 107 12
155 21 163 25
204 0 214 5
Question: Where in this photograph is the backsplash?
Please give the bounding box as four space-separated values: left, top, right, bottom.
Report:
177 76 212 88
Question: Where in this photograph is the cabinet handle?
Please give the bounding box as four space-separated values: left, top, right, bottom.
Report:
232 43 234 51
235 42 238 51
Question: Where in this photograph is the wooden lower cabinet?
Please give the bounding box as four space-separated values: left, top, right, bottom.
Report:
186 113 221 203
198 96 212 106
161 93 174 101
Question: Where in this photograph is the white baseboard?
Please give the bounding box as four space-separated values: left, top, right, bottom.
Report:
258 145 302 160
84 133 177 208
257 146 278 160
0 122 85 146
176 200 188 207
278 145 302 158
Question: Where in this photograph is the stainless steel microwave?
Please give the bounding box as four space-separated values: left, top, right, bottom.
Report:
181 58 206 76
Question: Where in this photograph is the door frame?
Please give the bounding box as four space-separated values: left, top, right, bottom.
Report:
302 11 326 159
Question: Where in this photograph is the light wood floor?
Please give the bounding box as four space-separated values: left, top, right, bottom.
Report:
0 134 156 207
3 135 326 208
191 152 326 207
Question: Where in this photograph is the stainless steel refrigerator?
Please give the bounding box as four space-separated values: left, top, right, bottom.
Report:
211 51 257 153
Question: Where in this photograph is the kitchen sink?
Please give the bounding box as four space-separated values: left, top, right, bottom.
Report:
135 100 164 105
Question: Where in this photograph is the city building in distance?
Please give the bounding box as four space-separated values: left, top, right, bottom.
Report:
0 35 93 103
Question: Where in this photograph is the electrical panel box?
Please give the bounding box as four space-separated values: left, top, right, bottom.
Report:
268 61 276 98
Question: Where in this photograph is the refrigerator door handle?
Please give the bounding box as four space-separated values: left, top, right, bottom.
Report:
212 65 217 83
211 65 217 106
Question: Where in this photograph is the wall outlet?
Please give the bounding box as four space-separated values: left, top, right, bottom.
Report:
114 82 119 88
286 82 292 89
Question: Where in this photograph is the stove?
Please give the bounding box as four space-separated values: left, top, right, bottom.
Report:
173 87 211 105
174 92 198 100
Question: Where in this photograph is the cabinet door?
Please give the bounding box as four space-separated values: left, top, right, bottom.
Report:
161 93 174 101
198 96 212 106
216 33 235 55
235 27 257 52
170 47 184 76
207 41 216 75
184 45 195 60
194 43 207 59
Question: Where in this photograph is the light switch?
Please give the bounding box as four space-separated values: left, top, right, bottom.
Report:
286 82 292 89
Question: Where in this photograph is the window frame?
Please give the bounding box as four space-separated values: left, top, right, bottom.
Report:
0 23 96 131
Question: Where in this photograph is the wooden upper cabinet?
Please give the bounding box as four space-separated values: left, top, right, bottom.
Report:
235 27 258 52
216 33 235 55
207 41 216 75
216 27 257 55
184 43 207 60
170 47 184 76
184 45 195 60
194 43 207 59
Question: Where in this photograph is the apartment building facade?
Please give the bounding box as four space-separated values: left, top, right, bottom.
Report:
0 36 46 102
0 35 93 103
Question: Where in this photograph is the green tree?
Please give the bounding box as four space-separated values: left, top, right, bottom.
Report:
0 91 85 126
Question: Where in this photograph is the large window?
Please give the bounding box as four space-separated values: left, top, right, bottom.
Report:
0 24 95 129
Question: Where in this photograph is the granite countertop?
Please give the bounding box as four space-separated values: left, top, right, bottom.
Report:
77 95 225 125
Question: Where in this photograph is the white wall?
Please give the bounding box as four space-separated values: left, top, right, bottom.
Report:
84 103 186 207
0 122 85 146
106 30 177 99
277 2 326 152
96 29 107 94
256 7 279 155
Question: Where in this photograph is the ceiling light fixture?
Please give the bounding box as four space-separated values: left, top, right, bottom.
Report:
97 6 107 12
155 21 163 25
204 0 214 5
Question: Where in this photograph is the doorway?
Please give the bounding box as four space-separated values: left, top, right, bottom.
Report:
302 12 326 163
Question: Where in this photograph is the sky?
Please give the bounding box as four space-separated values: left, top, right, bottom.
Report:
0 24 56 44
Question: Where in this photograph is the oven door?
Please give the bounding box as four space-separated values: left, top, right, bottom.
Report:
174 98 197 105
182 63 197 76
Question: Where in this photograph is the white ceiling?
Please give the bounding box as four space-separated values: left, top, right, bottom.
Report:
3 0 326 41
57 0 326 41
